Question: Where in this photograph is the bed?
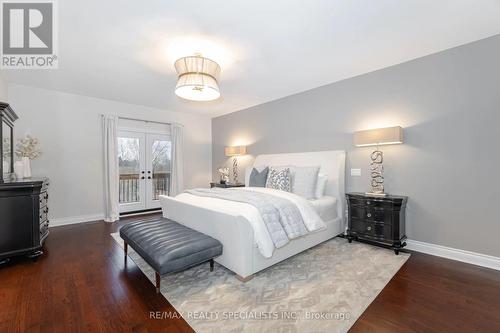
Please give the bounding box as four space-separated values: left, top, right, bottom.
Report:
159 150 346 280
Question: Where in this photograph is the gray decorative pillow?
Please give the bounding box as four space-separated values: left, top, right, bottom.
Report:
249 167 269 187
266 167 292 192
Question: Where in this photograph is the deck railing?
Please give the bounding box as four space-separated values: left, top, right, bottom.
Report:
152 172 170 200
119 172 170 204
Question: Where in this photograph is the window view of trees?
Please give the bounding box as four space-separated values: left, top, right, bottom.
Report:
117 137 171 204
118 137 140 174
152 140 171 173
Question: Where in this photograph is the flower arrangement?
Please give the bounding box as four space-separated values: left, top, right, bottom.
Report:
218 167 229 183
15 135 42 160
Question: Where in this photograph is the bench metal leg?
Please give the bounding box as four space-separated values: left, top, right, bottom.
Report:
210 259 214 272
124 242 128 257
155 272 161 293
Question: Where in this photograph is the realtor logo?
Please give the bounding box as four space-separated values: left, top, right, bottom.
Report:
1 0 58 69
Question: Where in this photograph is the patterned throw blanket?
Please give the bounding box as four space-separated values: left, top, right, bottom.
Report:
185 188 309 248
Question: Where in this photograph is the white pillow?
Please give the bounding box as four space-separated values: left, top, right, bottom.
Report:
315 173 328 198
291 166 320 199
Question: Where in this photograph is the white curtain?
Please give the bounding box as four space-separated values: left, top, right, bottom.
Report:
102 115 120 222
170 124 184 196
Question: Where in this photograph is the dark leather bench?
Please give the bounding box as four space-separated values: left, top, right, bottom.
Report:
119 218 223 293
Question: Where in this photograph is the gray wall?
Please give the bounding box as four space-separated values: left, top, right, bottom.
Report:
212 35 500 257
0 74 7 101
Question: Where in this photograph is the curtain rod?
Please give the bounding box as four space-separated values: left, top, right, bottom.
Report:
117 116 184 128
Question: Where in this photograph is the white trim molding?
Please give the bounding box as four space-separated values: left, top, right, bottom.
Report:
407 239 500 271
50 214 105 227
49 210 159 228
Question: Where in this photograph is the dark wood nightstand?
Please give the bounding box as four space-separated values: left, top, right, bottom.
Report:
346 192 408 254
210 182 245 188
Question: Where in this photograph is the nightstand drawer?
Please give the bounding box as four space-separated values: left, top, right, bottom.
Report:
348 197 394 209
351 219 392 240
349 207 390 223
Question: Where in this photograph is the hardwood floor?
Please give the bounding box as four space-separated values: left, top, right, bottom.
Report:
1 213 500 333
350 250 500 332
0 214 193 333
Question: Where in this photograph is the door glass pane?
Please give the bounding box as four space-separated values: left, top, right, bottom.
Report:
151 140 171 200
118 137 141 204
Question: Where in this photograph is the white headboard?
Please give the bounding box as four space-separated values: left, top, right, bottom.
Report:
247 150 346 224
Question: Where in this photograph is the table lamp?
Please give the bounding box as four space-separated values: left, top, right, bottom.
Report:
224 146 247 184
353 126 403 196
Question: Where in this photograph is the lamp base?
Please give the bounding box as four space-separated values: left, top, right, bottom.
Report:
365 192 387 197
232 157 239 184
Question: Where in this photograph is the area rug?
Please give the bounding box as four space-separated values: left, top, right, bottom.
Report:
111 232 409 333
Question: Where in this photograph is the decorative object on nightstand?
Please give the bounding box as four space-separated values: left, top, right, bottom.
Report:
353 126 403 196
217 167 230 184
210 182 245 188
346 192 408 254
224 145 247 184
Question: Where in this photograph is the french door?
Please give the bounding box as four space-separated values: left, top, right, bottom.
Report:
118 130 171 213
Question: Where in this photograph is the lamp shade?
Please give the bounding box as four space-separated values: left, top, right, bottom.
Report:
353 126 403 147
174 55 221 101
225 146 247 156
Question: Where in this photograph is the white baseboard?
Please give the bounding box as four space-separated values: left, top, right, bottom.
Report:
50 213 105 227
406 239 500 271
49 210 160 228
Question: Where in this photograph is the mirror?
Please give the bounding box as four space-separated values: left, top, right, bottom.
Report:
0 103 17 180
2 120 13 175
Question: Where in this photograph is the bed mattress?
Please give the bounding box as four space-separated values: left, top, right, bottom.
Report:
309 196 338 222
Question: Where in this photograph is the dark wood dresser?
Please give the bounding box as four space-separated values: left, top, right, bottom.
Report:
346 192 408 254
0 178 50 263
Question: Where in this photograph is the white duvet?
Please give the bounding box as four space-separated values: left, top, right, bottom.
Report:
174 187 325 258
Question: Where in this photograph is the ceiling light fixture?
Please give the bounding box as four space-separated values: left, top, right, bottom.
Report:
174 53 221 101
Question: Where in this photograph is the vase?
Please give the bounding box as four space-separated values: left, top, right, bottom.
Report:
22 157 31 178
14 161 24 179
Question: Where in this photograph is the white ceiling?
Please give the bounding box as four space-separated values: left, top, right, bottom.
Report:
3 0 500 117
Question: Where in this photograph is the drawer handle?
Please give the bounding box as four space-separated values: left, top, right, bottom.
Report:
367 226 372 231
366 201 371 205
367 213 372 218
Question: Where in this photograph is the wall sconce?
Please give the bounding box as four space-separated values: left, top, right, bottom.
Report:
354 126 403 196
225 146 247 184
